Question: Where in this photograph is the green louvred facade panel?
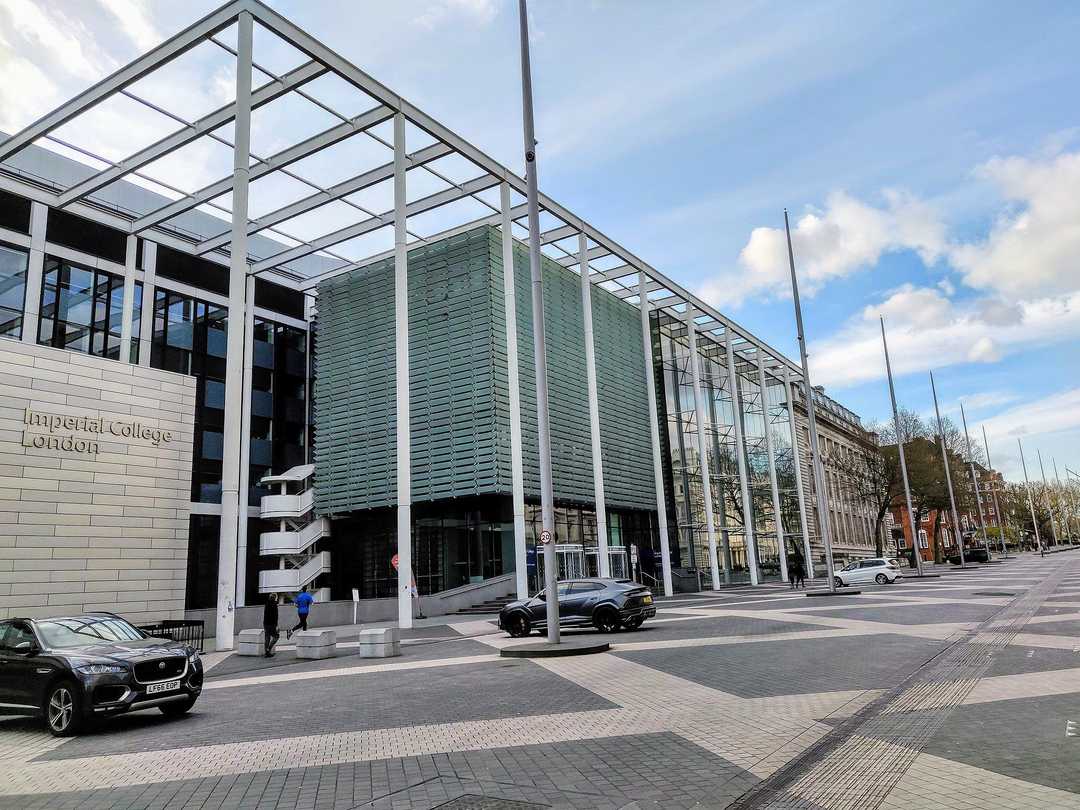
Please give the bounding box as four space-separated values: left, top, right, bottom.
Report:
314 225 654 515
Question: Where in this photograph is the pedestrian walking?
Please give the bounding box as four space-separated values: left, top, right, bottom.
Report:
791 554 806 589
263 593 280 657
286 585 314 639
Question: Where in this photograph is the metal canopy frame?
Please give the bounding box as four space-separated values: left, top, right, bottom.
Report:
0 0 802 381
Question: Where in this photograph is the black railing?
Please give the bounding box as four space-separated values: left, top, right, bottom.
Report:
138 619 205 652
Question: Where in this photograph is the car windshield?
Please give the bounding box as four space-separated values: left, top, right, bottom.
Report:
36 617 145 649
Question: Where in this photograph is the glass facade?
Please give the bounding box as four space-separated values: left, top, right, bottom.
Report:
37 258 125 358
249 318 308 505
0 243 27 339
149 289 228 502
765 373 804 563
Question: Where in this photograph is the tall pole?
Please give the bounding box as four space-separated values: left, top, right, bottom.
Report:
393 113 413 630
930 371 965 566
881 318 923 575
960 403 990 558
982 425 1007 557
1018 439 1043 555
519 0 558 643
1055 458 1074 541
1037 450 1060 547
784 210 836 591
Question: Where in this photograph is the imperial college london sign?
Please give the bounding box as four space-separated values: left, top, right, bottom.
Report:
21 407 176 457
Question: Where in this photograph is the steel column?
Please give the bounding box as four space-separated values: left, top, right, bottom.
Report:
726 332 759 586
1037 450 1060 546
235 273 256 606
500 183 528 600
639 272 674 596
215 11 253 652
784 370 815 578
579 234 610 578
960 403 990 557
21 202 47 344
119 236 137 362
686 316 720 590
757 356 788 582
930 371 965 564
882 319 922 575
1018 439 1043 554
137 242 156 366
393 113 413 630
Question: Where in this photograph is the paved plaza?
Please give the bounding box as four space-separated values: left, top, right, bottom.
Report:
3 554 1079 809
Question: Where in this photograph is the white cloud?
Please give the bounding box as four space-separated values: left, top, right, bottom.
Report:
949 151 1080 298
414 0 499 30
809 284 1080 388
978 389 1080 445
700 189 946 308
95 0 161 52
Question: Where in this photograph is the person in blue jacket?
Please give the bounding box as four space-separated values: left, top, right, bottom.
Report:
287 586 314 638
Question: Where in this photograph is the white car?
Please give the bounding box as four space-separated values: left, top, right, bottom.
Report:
834 557 901 587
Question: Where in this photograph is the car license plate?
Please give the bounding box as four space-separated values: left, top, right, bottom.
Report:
643 595 653 604
146 679 180 695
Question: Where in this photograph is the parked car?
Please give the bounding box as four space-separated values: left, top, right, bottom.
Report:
833 557 901 587
0 613 203 736
499 579 656 637
947 547 990 564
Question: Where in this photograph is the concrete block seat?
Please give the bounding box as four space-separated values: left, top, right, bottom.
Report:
294 629 337 659
357 627 400 658
237 628 266 656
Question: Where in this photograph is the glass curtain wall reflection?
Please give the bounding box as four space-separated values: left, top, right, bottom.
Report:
766 374 804 565
0 243 28 338
736 353 781 580
38 258 125 359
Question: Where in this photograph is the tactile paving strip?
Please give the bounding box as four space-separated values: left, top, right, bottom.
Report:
728 562 1074 809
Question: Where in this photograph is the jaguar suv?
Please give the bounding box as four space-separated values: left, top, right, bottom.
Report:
0 613 203 736
499 578 656 637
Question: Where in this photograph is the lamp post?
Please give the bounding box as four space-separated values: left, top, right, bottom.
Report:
929 371 965 567
518 0 558 643
783 210 837 593
1018 439 1043 556
882 319 924 575
960 403 991 559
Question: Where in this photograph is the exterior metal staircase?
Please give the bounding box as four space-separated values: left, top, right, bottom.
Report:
257 464 331 601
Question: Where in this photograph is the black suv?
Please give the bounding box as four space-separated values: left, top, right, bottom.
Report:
499 579 656 637
0 613 203 736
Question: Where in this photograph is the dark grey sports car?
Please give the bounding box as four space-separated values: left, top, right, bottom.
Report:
0 613 203 736
498 579 656 637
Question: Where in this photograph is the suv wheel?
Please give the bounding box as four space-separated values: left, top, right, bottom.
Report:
875 573 889 584
833 576 843 589
506 613 531 638
593 608 621 633
45 680 82 737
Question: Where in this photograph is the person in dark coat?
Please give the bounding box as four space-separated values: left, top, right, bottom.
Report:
263 593 280 658
790 554 806 589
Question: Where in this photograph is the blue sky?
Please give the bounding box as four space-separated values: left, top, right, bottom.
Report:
2 0 1078 481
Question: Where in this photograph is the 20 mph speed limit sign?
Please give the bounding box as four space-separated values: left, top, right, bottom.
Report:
539 530 552 545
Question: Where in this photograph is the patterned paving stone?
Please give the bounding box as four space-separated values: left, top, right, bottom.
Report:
798 604 999 625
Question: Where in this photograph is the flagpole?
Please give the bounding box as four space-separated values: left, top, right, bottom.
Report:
783 210 838 593
881 318 924 575
1018 439 1043 556
929 371 966 567
518 0 559 643
982 425 1007 557
960 403 990 559
1037 449 1060 548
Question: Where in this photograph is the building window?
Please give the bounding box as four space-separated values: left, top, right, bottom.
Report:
0 243 28 339
150 288 227 502
37 257 125 358
918 529 929 549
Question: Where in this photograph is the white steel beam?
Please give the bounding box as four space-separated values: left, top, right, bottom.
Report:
119 236 137 361
393 113 413 630
235 273 256 607
250 174 497 273
785 369 815 578
639 273 673 596
500 184 528 599
21 202 47 344
757 354 788 582
580 233 610 578
558 245 608 266
195 142 452 255
0 1 243 164
727 329 759 586
215 11 253 652
138 242 157 366
57 61 325 207
131 105 394 234
687 315 721 590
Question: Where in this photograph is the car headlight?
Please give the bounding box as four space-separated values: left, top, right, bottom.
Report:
188 650 200 664
76 664 127 675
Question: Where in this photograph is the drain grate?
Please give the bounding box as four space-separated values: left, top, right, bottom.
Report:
974 591 1017 596
432 797 550 810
